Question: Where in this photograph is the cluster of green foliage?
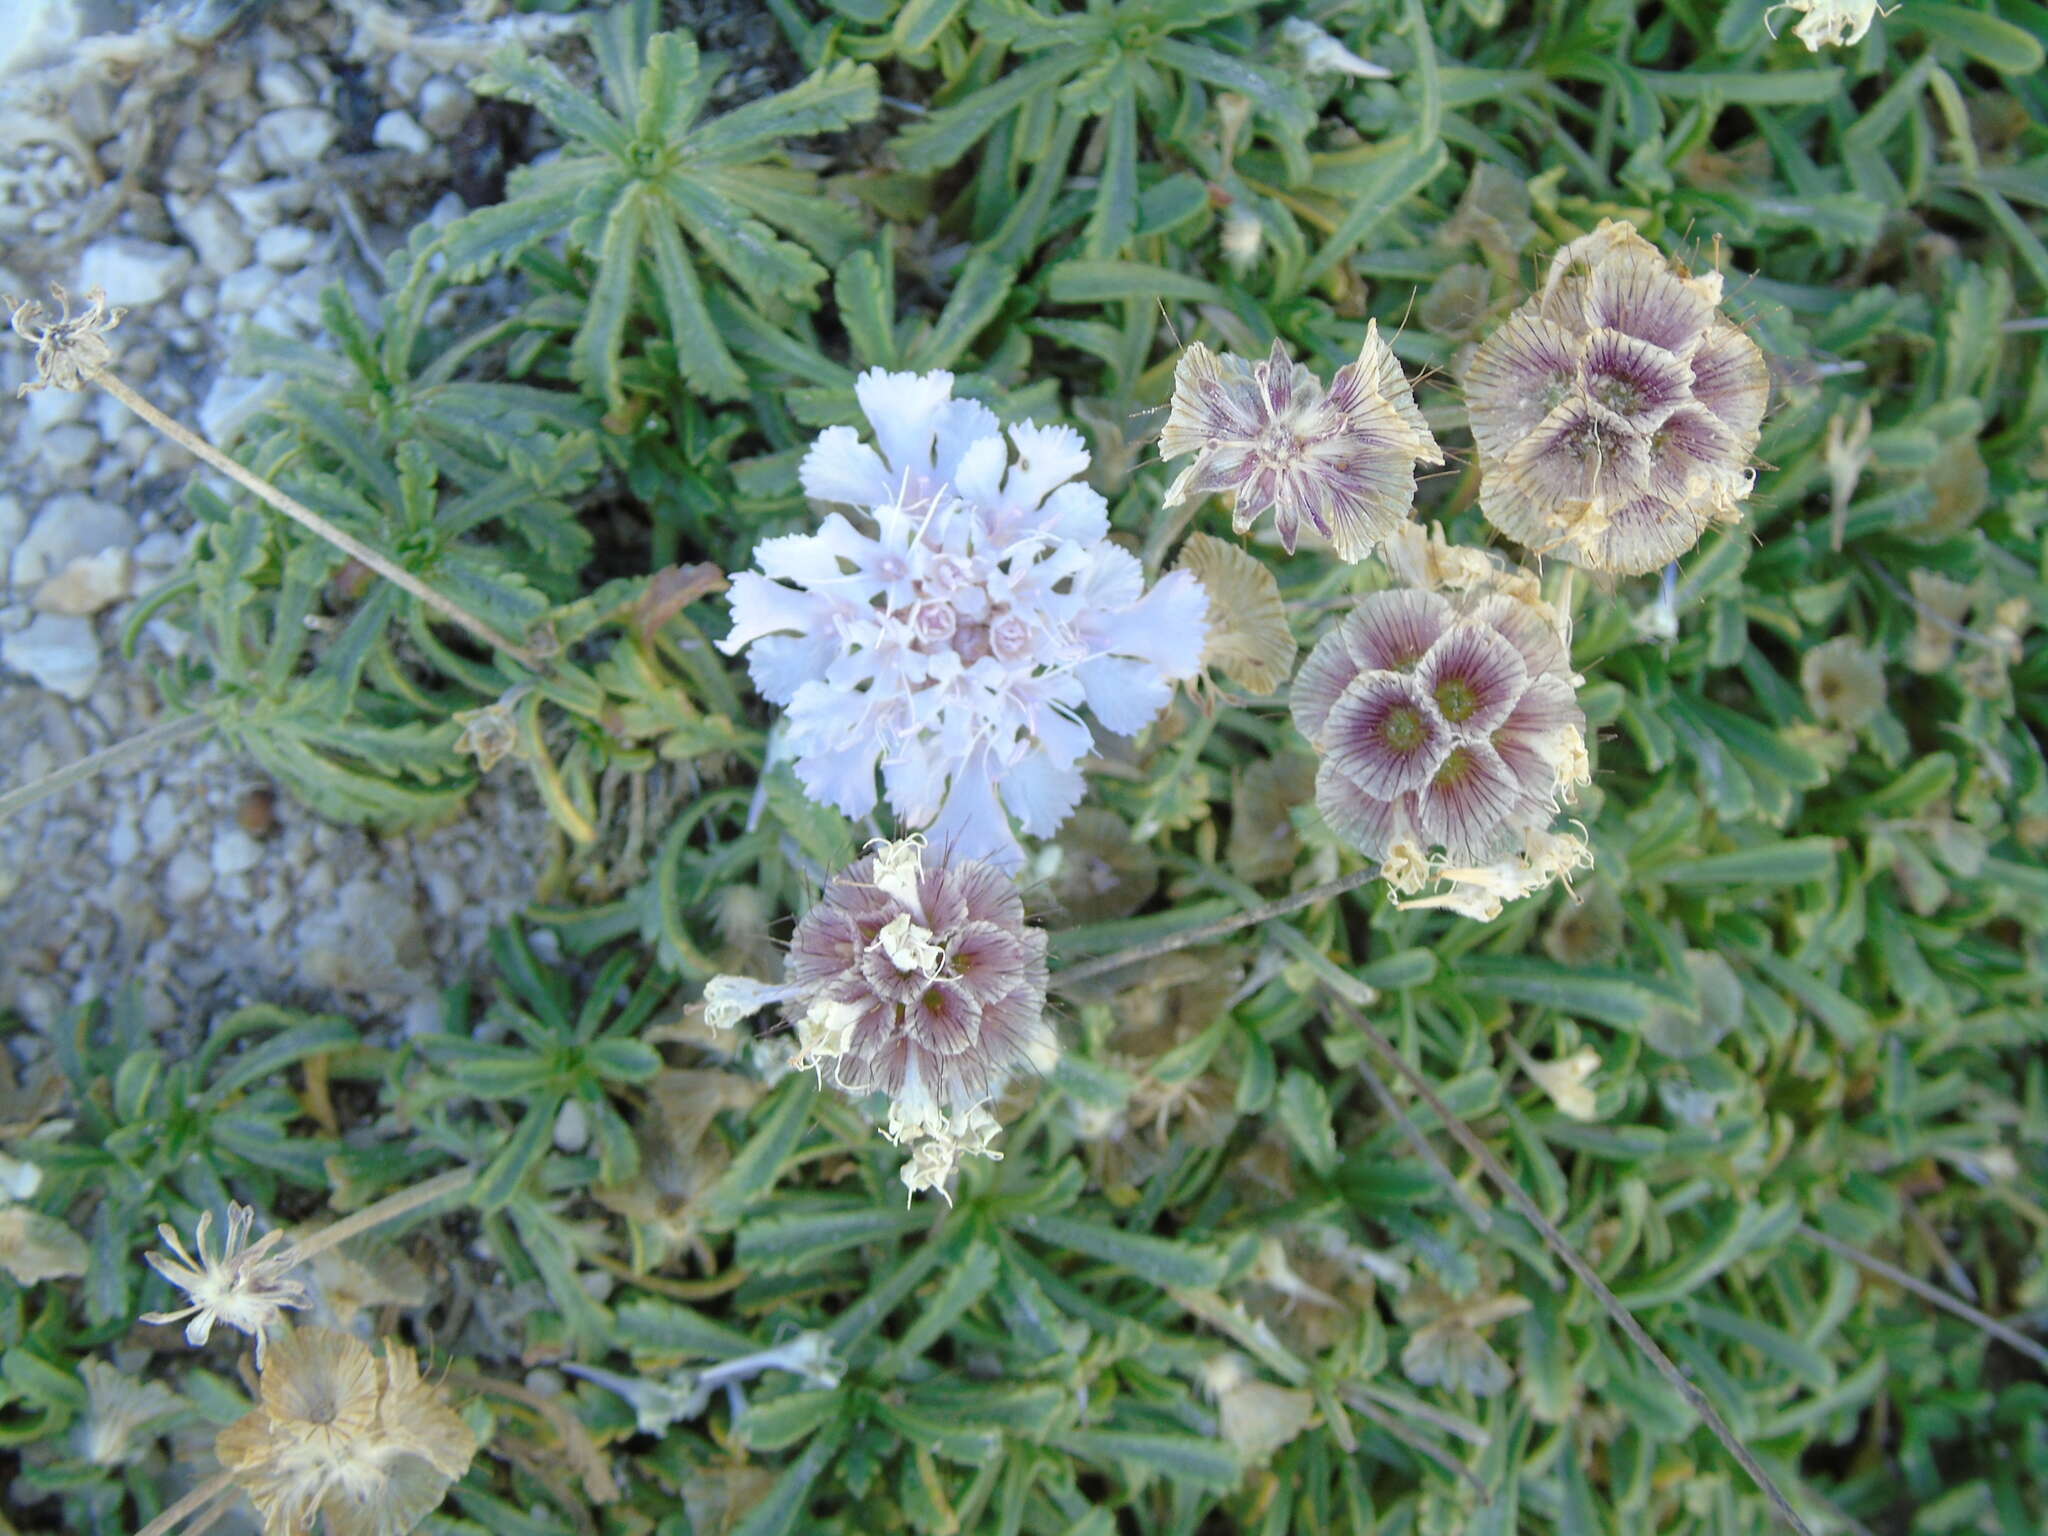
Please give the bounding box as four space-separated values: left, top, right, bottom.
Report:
6 0 2048 1533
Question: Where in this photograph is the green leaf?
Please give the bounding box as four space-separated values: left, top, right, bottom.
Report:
1012 1211 1227 1288
472 1097 561 1212
1906 4 2046 70
736 1202 930 1273
894 53 1078 171
731 1418 850 1536
1459 956 1683 1030
699 1076 816 1231
687 59 880 161
1044 260 1225 305
1275 1071 1339 1175
1302 134 1449 285
1051 1428 1241 1492
1655 837 1839 888
572 183 650 410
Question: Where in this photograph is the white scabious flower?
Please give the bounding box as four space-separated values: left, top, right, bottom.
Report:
720 369 1210 871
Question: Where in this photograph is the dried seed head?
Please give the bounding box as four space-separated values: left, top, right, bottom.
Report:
1161 323 1443 563
1800 634 1887 729
1294 552 1591 917
141 1204 309 1366
1174 532 1299 701
215 1327 477 1536
1464 221 1768 574
450 685 531 772
5 284 125 395
1047 808 1160 923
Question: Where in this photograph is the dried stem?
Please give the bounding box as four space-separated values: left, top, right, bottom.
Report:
1339 1385 1492 1503
1796 1221 2048 1371
1330 1000 1817 1536
1354 1049 1494 1232
0 712 210 826
281 1166 474 1267
130 1470 235 1536
1052 867 1380 990
89 371 545 669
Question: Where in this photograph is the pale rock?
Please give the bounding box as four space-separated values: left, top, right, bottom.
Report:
210 826 264 876
256 59 316 108
167 191 253 276
255 224 317 268
218 263 278 314
223 178 308 234
91 390 135 439
165 848 214 905
134 528 192 570
106 812 141 868
254 108 339 172
76 237 193 307
33 548 130 616
24 388 85 431
180 283 217 321
141 789 180 851
217 132 265 184
11 495 134 586
386 52 432 103
1 613 99 700
144 617 191 660
0 0 79 79
372 110 432 156
0 496 23 565
37 423 97 475
416 77 470 137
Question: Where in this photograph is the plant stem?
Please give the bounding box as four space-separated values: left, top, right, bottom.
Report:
1796 1221 2048 1371
281 1165 474 1266
130 1470 233 1536
92 371 545 670
1051 867 1380 990
0 712 210 826
1330 999 1817 1536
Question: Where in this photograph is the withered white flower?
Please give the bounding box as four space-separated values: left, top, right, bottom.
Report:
1465 220 1769 574
0 1205 89 1284
1767 0 1888 49
6 283 125 395
76 1359 184 1467
1397 1285 1532 1397
1505 1037 1602 1121
1801 634 1887 730
450 685 532 772
142 1203 309 1365
1161 324 1443 563
214 1327 477 1536
1199 1353 1317 1464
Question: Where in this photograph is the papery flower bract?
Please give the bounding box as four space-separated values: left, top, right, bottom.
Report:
0 1205 88 1284
214 1328 476 1536
1801 634 1887 729
720 369 1208 871
1160 324 1443 562
1199 1353 1317 1464
142 1203 309 1365
76 1360 184 1467
1397 1285 1532 1397
1294 532 1591 918
1465 220 1769 574
1174 532 1299 701
774 837 1053 1196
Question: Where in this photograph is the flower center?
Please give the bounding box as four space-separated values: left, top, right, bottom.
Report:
1433 747 1478 788
1590 373 1644 416
1433 677 1479 723
1379 706 1428 754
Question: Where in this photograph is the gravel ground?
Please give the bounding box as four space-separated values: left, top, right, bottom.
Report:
0 0 791 1036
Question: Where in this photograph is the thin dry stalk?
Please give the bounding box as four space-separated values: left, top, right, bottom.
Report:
1052 867 1380 990
0 712 211 826
1330 999 1817 1536
130 1470 234 1536
1796 1221 2048 1371
281 1165 474 1267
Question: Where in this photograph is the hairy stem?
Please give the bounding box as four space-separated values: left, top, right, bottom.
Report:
281 1166 474 1266
1331 999 1816 1536
92 371 545 669
0 712 210 826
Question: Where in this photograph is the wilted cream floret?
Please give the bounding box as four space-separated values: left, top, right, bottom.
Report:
1767 0 1887 50
6 283 125 395
1465 220 1769 574
215 1328 477 1536
142 1204 309 1365
1198 1353 1317 1464
76 1359 183 1467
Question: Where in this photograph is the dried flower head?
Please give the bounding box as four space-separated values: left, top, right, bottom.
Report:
1228 750 1317 883
450 685 532 772
76 1359 184 1467
1767 0 1887 49
1293 555 1591 917
1047 808 1160 923
1505 1037 1602 1121
1800 634 1887 730
722 369 1207 870
1160 324 1443 562
1542 879 1623 966
215 1328 477 1536
707 837 1053 1196
1396 1283 1531 1397
0 1205 89 1284
6 283 125 395
1278 16 1393 78
1465 220 1769 574
1174 532 1299 701
1199 1353 1317 1463
142 1203 309 1365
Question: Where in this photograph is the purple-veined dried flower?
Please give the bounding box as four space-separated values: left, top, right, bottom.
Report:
1160 323 1443 562
1293 527 1592 919
700 837 1053 1198
1465 220 1769 575
142 1203 309 1366
721 369 1208 871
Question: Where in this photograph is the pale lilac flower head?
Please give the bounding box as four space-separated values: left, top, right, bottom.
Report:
721 369 1209 870
1293 528 1593 919
1160 322 1444 562
1465 220 1769 575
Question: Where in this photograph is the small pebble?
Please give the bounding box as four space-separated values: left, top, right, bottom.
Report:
372 110 433 156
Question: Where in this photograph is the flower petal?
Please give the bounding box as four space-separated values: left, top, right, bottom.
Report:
1416 621 1529 736
1415 740 1522 861
1324 672 1450 799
